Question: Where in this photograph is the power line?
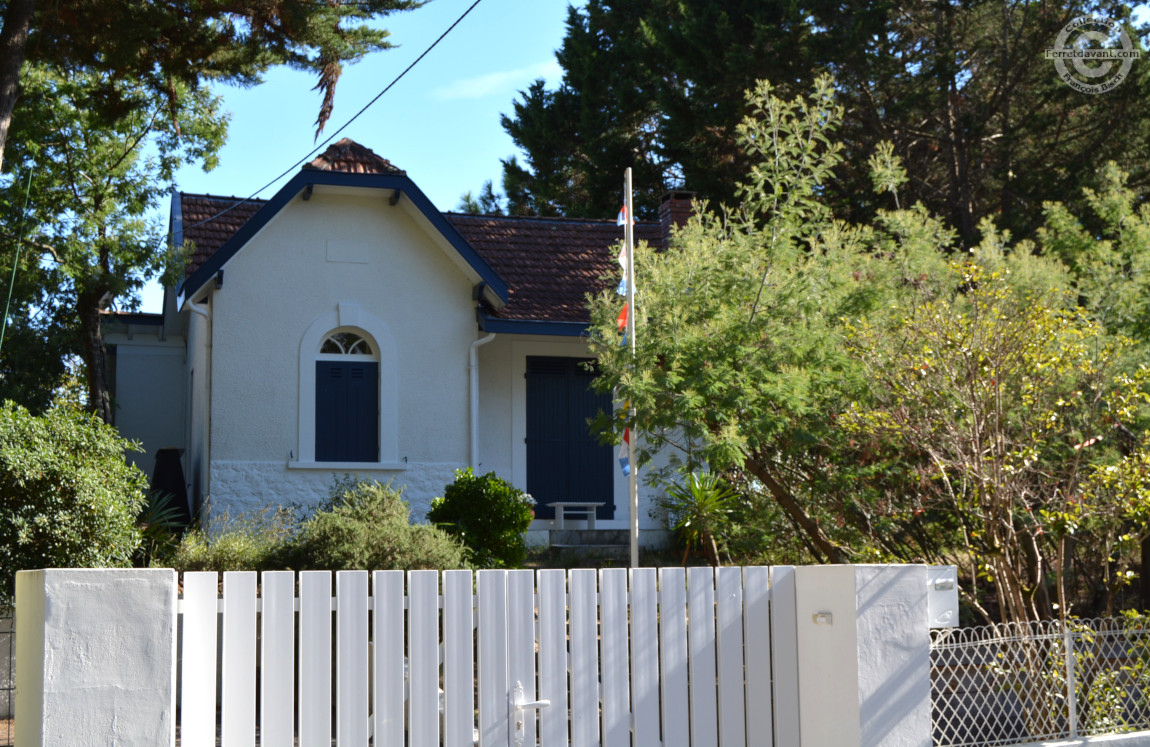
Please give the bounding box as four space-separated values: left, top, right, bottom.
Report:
181 0 485 234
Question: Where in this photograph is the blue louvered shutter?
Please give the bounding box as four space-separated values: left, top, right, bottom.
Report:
316 361 379 462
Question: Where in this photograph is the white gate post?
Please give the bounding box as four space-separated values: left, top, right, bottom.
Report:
15 568 178 747
792 564 931 747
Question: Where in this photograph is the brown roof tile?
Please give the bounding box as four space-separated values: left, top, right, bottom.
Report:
446 213 663 323
304 138 404 175
179 193 266 277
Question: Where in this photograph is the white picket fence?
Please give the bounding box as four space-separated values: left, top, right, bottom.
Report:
178 567 778 747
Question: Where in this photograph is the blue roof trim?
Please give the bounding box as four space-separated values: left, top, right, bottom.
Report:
179 170 510 303
478 314 589 337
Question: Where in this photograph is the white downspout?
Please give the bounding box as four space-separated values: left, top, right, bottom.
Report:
469 332 496 470
184 299 212 515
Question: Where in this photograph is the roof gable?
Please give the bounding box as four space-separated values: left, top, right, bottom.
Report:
178 166 509 307
175 139 673 331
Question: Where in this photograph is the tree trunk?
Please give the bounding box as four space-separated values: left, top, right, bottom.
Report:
0 0 36 173
744 459 848 564
78 288 114 424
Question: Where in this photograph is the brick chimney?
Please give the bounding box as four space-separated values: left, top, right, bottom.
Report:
658 190 695 245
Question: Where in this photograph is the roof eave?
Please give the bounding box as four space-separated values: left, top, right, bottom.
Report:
477 312 589 337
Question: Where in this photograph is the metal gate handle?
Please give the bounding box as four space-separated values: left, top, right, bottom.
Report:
509 680 551 747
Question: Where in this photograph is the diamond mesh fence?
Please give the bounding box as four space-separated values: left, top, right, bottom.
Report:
931 617 1150 746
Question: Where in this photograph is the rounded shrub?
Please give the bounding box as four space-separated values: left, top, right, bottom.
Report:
427 468 534 568
288 479 469 571
0 401 148 603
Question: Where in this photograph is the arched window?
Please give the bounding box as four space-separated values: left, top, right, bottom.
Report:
315 328 379 462
296 304 399 467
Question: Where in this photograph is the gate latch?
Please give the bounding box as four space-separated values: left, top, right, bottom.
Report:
509 680 550 747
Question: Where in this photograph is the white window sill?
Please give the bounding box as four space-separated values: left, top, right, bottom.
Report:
286 461 409 471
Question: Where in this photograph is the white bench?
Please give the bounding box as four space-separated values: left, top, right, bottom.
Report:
548 502 606 530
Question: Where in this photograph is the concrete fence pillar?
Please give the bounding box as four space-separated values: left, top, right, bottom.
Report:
792 564 931 747
15 568 178 747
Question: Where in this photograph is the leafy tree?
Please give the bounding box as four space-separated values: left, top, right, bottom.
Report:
495 0 1149 242
0 400 148 604
588 78 942 564
845 261 1148 624
0 0 426 172
1 64 227 422
1037 163 1150 346
590 76 1150 623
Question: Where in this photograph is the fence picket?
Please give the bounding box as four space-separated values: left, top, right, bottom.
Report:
742 567 773 747
716 567 747 747
444 570 475 747
221 571 257 747
600 568 630 747
689 567 719 747
478 570 509 747
299 571 333 747
659 567 691 747
337 571 370 747
569 569 600 747
373 571 405 746
768 566 800 746
537 569 568 747
631 568 661 746
409 570 440 747
180 572 219 747
261 571 296 747
508 569 538 747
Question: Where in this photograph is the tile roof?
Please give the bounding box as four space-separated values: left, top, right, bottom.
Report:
447 213 663 323
178 193 266 277
304 138 404 175
176 140 670 324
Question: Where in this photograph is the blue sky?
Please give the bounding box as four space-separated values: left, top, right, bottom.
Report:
141 0 579 311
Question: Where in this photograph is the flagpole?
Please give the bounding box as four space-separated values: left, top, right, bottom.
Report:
624 168 639 569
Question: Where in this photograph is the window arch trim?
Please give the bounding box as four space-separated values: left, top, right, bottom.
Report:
296 304 399 465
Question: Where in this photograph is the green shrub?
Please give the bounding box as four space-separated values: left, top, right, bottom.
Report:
167 505 296 572
0 401 148 603
661 472 736 567
428 468 534 568
288 480 469 571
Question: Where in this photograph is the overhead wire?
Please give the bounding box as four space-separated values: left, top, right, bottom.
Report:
180 0 485 234
0 170 35 361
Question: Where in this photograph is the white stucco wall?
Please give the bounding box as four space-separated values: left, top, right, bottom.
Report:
792 564 931 747
15 569 177 747
203 189 477 516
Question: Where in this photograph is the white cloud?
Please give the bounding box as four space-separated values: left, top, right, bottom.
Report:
431 60 562 101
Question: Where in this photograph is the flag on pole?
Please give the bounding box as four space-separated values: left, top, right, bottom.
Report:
616 205 633 226
616 237 629 294
618 427 632 476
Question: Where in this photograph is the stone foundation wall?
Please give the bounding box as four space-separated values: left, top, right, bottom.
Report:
208 460 462 522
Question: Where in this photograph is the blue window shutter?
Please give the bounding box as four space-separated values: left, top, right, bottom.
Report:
316 361 379 462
